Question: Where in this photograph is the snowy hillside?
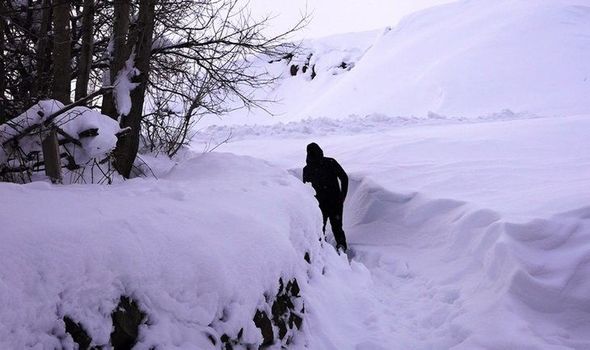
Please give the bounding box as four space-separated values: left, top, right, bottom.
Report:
202 0 590 126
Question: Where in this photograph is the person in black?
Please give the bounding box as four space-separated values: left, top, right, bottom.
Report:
303 143 349 252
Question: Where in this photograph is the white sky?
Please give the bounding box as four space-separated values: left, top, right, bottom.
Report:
248 0 456 39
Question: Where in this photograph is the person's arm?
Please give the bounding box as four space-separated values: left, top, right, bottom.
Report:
334 160 348 201
302 166 310 183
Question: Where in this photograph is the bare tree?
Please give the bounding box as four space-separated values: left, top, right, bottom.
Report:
101 0 131 118
113 0 157 177
1 0 307 179
141 0 306 157
0 5 6 124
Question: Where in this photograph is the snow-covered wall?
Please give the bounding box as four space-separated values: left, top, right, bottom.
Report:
0 153 324 349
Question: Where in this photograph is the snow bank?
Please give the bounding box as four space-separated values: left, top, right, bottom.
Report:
0 153 324 349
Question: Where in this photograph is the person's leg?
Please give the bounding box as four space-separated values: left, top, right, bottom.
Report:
319 203 329 237
329 203 347 252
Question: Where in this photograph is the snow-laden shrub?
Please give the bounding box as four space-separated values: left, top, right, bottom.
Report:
0 100 122 184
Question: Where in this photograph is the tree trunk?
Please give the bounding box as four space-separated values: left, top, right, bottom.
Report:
74 0 95 100
114 0 157 178
42 128 62 184
0 12 6 123
52 0 72 104
31 0 52 100
101 0 131 119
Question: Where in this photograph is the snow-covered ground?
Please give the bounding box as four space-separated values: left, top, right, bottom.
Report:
2 0 590 348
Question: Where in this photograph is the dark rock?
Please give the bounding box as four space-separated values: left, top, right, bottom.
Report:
220 334 233 350
110 296 146 350
253 310 274 346
287 279 300 297
290 65 299 76
63 316 96 350
289 312 303 330
206 332 217 346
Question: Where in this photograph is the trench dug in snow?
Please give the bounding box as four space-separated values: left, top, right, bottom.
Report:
303 172 590 349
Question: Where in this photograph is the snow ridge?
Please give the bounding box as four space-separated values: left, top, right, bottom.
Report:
199 109 541 143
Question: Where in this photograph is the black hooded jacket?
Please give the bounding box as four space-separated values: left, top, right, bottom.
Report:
303 143 348 205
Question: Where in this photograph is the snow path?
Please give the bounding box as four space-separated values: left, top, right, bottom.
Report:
345 179 468 349
300 177 470 349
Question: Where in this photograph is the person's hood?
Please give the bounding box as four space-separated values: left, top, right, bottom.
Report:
306 142 324 165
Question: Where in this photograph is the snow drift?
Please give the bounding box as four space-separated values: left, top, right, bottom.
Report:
345 177 590 349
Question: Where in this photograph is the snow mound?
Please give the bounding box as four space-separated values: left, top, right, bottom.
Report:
0 153 324 348
311 0 590 118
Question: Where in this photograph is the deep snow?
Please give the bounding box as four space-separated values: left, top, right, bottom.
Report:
2 0 590 348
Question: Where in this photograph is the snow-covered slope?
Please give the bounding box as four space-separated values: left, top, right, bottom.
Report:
202 0 590 126
309 0 590 118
